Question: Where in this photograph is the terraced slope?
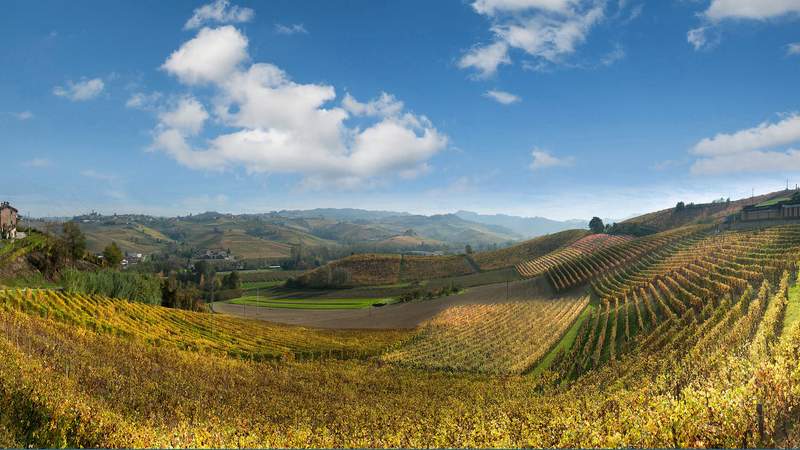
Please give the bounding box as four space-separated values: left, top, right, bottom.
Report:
545 225 709 292
516 233 633 278
470 229 589 271
383 294 589 375
552 225 800 377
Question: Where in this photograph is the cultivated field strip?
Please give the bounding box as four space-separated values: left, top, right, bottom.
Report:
382 295 589 374
0 289 406 359
515 234 633 279
551 225 800 378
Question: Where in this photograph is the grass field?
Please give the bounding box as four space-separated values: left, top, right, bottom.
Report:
242 280 285 290
228 295 392 309
784 281 800 332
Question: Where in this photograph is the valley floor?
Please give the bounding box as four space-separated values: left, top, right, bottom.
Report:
210 277 549 329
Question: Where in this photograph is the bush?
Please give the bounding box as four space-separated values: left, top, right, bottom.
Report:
62 269 162 305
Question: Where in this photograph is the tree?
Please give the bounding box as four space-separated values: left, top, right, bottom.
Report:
675 201 685 211
62 222 86 263
222 271 241 290
102 242 124 268
589 217 605 234
465 244 473 254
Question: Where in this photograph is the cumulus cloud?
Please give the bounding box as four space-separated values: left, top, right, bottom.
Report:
483 89 521 104
162 26 248 85
787 42 800 55
691 114 800 156
184 0 253 30
158 96 208 135
690 114 800 175
460 0 631 77
704 0 800 21
275 23 308 35
342 92 404 117
530 148 574 169
152 23 447 188
689 0 800 51
53 78 104 101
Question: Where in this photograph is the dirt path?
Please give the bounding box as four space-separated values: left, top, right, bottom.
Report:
211 277 553 329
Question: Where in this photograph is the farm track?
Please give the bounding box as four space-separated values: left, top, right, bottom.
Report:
211 276 552 329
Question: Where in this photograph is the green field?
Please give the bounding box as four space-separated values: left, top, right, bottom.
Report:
242 280 285 290
228 295 393 309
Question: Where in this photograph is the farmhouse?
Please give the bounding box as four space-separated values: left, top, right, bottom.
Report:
741 191 800 221
0 201 18 239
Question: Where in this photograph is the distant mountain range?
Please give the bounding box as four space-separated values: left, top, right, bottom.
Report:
455 211 587 239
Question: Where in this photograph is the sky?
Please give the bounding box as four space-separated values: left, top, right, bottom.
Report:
2 0 800 221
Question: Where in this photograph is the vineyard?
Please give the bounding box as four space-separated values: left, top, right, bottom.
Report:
0 289 406 360
382 295 588 374
544 225 708 291
3 225 800 447
515 233 633 279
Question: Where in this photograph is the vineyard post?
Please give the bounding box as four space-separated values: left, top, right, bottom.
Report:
757 402 764 444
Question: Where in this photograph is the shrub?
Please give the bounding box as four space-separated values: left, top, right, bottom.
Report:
62 269 162 305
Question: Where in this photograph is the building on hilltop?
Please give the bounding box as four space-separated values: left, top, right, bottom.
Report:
0 202 19 239
741 191 800 221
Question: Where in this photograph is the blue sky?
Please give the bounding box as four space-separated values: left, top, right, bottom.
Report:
2 0 800 220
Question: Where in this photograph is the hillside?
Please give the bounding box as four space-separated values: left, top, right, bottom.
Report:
295 253 477 287
295 229 590 287
60 209 524 261
471 229 590 271
3 224 800 446
620 189 791 232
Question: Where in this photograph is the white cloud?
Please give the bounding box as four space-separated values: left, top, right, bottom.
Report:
22 158 51 168
458 42 511 78
162 26 248 85
687 27 710 50
530 148 574 169
158 96 209 135
473 0 575 15
690 114 800 175
483 89 521 104
704 0 800 21
153 25 447 189
691 114 800 156
342 92 404 117
275 23 308 35
13 111 34 120
787 42 800 55
600 44 625 65
53 78 104 101
184 0 254 30
691 149 800 175
460 0 623 77
125 92 162 110
689 1 800 51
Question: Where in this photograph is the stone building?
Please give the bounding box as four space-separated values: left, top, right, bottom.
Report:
0 202 18 239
